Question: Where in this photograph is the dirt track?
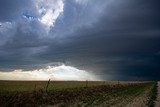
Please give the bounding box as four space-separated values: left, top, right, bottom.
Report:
155 82 160 107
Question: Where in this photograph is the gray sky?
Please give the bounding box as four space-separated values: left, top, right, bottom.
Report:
0 0 160 80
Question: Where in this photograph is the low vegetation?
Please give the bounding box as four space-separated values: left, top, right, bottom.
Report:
146 82 158 107
0 81 157 107
0 81 115 93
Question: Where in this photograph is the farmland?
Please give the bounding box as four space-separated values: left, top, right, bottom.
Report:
0 81 157 107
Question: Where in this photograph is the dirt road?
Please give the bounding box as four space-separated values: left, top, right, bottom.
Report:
155 82 160 107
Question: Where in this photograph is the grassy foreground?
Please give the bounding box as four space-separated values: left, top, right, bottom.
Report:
0 80 132 93
0 81 157 107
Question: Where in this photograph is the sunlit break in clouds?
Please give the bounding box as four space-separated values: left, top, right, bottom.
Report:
0 65 98 81
36 0 64 31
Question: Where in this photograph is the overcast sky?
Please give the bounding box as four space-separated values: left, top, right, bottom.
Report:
0 0 160 80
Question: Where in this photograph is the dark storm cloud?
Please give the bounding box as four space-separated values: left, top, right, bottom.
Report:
0 0 32 21
37 0 160 80
0 0 160 80
0 28 48 71
0 0 109 71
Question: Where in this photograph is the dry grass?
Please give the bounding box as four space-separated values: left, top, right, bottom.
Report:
0 81 156 107
0 80 131 93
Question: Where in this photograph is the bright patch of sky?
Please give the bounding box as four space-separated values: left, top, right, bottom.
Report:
35 0 64 31
0 65 98 81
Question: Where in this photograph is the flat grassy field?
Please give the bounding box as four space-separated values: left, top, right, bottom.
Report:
0 80 132 92
0 81 157 107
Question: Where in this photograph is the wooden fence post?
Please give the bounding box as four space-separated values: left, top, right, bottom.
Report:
46 79 51 92
86 80 88 87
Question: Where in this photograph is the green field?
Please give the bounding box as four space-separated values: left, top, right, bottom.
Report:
0 81 157 107
0 80 131 92
0 81 111 92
